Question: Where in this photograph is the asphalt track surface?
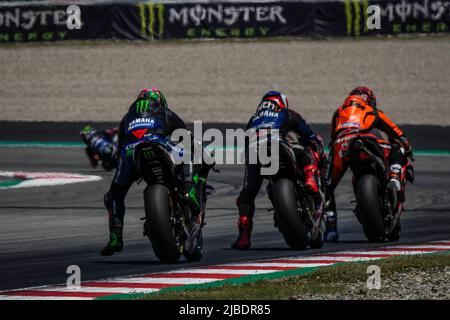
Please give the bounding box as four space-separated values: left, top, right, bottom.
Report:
0 124 450 291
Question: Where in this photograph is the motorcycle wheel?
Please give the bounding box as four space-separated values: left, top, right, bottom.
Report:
144 184 182 263
184 231 203 262
272 178 308 250
355 175 386 242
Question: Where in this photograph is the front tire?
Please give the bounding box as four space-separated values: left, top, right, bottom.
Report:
144 184 182 263
272 178 308 250
355 175 386 242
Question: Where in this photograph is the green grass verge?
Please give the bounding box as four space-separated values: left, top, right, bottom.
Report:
140 252 450 300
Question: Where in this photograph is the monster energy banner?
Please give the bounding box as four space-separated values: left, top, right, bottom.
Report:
0 4 112 42
0 1 449 43
342 0 450 36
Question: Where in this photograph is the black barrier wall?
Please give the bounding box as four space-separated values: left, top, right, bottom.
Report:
0 0 449 42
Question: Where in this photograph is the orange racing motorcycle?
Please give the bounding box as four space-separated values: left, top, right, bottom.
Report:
338 131 414 241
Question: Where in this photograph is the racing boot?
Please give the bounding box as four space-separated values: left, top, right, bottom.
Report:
324 193 339 242
101 230 123 256
102 194 124 256
231 215 253 250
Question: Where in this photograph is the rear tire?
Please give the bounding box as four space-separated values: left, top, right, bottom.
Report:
144 184 182 263
355 175 386 242
272 178 308 250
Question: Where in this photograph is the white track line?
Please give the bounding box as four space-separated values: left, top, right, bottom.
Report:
270 256 383 262
378 245 450 250
92 277 221 285
333 250 441 256
166 268 279 275
215 262 335 268
38 286 159 294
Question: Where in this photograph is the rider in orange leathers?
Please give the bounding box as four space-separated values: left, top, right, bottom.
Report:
324 87 413 242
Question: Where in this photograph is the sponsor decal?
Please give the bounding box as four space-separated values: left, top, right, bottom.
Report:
137 2 165 39
0 6 69 42
253 110 280 122
344 0 370 36
137 2 289 39
345 0 450 36
127 118 156 131
0 7 67 29
342 121 362 128
0 171 101 189
168 4 287 26
131 128 148 140
179 3 287 39
256 100 283 113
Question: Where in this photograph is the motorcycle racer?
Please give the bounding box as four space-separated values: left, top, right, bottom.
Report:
101 87 206 256
324 86 413 242
80 125 118 171
232 91 326 250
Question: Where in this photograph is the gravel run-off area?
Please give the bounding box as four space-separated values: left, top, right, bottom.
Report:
296 266 450 300
0 38 449 125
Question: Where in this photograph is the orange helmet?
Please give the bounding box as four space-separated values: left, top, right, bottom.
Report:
349 86 376 108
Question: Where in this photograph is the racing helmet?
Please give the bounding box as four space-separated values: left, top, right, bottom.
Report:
80 125 96 142
137 87 168 110
260 91 289 110
349 86 377 108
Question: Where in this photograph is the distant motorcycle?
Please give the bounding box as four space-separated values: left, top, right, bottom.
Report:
341 131 414 242
130 135 212 263
253 131 326 250
80 126 118 171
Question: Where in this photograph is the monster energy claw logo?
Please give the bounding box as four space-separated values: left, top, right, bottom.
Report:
143 149 155 159
138 2 164 39
136 100 149 112
344 0 370 36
